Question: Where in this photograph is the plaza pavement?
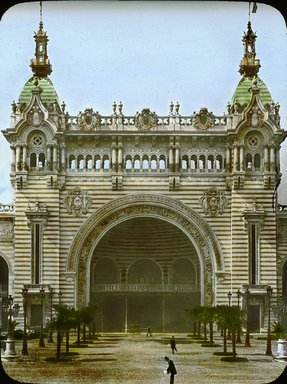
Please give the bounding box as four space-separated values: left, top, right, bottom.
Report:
1 333 287 384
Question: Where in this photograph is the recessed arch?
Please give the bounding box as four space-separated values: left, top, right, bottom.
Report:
66 194 225 309
128 259 162 284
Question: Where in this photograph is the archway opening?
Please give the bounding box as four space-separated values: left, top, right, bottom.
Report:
90 217 201 332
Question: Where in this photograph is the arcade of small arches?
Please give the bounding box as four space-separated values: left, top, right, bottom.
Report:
25 148 266 174
11 131 272 175
90 257 198 294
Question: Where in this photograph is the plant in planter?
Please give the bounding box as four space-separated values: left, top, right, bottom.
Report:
272 321 287 358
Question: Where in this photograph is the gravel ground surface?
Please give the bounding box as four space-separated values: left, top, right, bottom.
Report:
1 333 286 384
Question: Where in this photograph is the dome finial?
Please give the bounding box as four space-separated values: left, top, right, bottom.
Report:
238 22 261 78
30 1 52 78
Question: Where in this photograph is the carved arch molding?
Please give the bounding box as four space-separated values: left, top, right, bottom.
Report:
66 194 225 308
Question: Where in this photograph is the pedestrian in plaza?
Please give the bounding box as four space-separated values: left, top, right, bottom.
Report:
170 335 177 354
164 356 177 384
146 327 152 337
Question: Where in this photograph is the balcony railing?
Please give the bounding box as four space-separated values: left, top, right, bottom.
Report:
91 283 196 293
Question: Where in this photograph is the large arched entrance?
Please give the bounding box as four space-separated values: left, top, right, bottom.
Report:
66 194 225 331
90 217 200 331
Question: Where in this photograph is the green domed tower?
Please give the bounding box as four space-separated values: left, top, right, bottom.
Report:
230 21 272 111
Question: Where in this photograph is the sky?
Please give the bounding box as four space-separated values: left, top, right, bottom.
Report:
0 0 286 204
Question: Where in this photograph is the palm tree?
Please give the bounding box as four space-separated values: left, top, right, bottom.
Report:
215 305 229 354
52 304 77 356
216 305 245 358
204 306 216 344
186 305 203 338
76 305 97 344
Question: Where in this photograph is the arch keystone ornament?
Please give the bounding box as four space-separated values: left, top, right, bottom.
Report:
66 194 225 308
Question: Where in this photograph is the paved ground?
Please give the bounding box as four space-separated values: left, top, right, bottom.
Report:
1 333 287 384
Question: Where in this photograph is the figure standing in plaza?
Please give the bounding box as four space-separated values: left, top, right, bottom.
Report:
170 335 177 354
164 356 177 384
146 327 152 337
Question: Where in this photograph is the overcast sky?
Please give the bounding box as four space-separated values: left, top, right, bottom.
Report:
0 1 286 203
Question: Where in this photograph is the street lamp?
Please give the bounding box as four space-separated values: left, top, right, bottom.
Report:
21 286 29 355
227 291 232 307
48 287 54 343
4 295 20 337
227 291 232 339
236 289 242 343
2 295 20 360
244 288 251 347
39 287 45 347
266 285 273 356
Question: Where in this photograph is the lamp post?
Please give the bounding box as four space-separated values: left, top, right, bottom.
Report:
228 291 232 306
2 295 20 360
227 291 232 339
244 288 251 347
21 286 29 355
236 289 242 343
48 287 54 343
265 285 273 356
39 287 45 347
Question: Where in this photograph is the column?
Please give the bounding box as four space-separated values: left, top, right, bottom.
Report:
233 145 238 172
111 142 117 171
22 145 27 171
16 144 21 171
239 146 244 171
270 146 275 172
11 145 16 172
226 146 231 172
264 146 269 172
47 145 51 170
118 143 123 171
169 138 174 171
61 145 66 171
175 141 180 172
162 297 166 332
53 145 58 171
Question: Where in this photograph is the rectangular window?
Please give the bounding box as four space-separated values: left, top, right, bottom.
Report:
32 223 41 284
249 224 257 284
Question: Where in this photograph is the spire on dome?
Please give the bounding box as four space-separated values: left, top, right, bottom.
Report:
239 21 261 78
30 1 52 78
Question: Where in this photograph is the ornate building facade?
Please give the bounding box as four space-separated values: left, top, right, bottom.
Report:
0 19 286 332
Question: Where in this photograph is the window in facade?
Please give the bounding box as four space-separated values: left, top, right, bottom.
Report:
31 223 42 284
249 224 258 285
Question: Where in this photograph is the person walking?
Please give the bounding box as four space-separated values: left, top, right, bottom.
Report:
170 335 177 354
146 327 152 337
164 356 177 384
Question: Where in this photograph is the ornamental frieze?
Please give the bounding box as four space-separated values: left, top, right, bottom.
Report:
135 108 157 131
63 187 92 216
192 107 215 130
199 188 228 217
78 108 101 130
